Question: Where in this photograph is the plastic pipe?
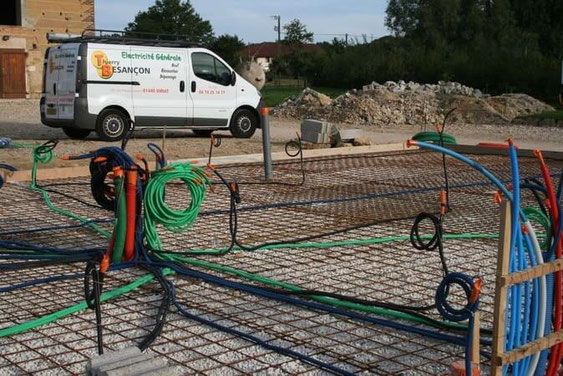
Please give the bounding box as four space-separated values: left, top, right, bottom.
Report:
536 150 563 376
111 168 127 263
260 107 273 180
525 222 546 376
411 140 546 375
124 168 137 261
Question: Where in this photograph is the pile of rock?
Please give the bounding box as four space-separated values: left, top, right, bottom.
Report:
362 80 484 98
279 88 333 107
271 81 554 127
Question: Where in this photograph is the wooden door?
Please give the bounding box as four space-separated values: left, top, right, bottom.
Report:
0 49 26 98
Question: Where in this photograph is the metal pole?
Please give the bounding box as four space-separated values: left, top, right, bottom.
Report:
277 16 281 43
260 107 273 180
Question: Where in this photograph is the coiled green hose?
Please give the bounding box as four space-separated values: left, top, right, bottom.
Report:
144 163 210 251
413 131 457 145
523 206 551 250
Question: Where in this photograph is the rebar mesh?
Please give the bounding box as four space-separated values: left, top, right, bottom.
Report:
1 149 561 375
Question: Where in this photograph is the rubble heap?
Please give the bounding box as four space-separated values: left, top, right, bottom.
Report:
271 81 554 127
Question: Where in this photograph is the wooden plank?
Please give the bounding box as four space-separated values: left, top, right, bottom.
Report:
495 329 563 364
491 201 512 376
7 143 413 183
501 259 563 286
450 144 563 161
181 143 413 167
9 165 90 182
472 311 481 366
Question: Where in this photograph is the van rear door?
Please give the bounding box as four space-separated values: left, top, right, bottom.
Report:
131 48 191 126
44 43 80 120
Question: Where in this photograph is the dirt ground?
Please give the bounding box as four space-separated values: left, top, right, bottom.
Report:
2 99 563 170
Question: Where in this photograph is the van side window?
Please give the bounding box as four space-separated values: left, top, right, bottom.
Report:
192 52 231 86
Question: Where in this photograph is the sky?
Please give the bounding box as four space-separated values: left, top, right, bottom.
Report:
94 0 390 44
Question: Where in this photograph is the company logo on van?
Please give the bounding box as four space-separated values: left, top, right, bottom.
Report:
91 50 114 79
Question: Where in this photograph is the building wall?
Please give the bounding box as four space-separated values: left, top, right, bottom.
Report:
0 0 95 98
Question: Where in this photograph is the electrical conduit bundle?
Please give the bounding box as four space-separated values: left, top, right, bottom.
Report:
409 140 546 376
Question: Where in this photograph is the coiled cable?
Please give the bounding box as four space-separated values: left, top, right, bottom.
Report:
144 162 210 251
410 212 449 276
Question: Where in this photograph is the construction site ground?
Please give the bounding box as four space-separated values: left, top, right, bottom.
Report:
2 99 563 170
1 145 561 375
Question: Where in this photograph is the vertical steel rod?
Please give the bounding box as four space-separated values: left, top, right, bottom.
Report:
260 107 273 180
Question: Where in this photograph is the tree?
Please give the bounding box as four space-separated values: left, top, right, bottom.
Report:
210 34 245 67
385 0 421 36
283 19 314 45
126 0 214 45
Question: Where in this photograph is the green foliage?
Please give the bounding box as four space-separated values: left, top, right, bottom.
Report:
283 19 314 45
385 0 420 36
269 49 326 81
126 0 214 45
529 111 563 121
296 0 563 104
210 34 245 67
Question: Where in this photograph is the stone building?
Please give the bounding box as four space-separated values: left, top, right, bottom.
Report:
242 42 322 73
0 0 95 98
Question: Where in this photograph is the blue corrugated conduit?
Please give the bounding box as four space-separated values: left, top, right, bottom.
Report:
0 163 17 189
411 140 547 376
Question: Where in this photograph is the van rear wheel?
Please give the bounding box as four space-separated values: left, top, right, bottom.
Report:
63 127 90 140
230 109 257 138
96 109 129 141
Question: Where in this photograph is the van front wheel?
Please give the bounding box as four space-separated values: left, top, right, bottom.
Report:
96 109 128 141
230 109 257 138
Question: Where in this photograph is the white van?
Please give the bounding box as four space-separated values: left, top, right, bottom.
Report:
41 39 264 140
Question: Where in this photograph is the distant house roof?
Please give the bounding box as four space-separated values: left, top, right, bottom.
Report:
242 42 322 59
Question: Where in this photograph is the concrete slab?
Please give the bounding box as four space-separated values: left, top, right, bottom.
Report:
301 131 331 144
101 357 169 376
339 129 364 141
301 119 331 134
97 354 157 376
86 347 141 375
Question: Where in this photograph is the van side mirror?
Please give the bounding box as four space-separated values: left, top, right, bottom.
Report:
230 71 237 86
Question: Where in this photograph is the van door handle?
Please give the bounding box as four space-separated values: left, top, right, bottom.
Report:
191 81 196 93
53 83 56 95
180 81 185 92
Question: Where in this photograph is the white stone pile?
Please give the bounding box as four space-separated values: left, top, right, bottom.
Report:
361 80 484 98
271 81 554 127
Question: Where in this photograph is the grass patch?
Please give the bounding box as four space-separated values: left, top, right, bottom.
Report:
528 110 563 121
261 86 345 107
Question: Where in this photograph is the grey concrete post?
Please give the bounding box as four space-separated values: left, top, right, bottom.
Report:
260 107 273 180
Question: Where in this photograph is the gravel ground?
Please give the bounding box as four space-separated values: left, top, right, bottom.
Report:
2 151 525 375
2 99 563 170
